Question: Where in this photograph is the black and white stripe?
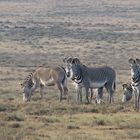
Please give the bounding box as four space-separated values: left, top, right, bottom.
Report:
22 71 34 88
129 58 140 110
122 83 133 102
67 62 116 104
70 64 83 84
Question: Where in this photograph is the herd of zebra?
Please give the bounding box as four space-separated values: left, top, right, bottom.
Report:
20 57 140 110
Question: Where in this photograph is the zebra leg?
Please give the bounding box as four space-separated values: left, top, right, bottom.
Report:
138 92 140 110
90 88 93 103
133 87 138 110
28 83 38 101
105 83 114 104
136 87 140 110
85 88 90 104
57 83 63 102
96 87 103 104
75 85 82 103
39 84 44 99
107 88 114 104
62 77 69 102
134 92 138 110
79 88 82 103
63 86 69 102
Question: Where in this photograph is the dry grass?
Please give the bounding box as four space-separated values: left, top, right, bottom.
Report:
0 0 140 140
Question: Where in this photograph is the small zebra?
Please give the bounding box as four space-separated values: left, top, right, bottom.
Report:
63 57 104 103
129 58 140 110
20 66 68 102
122 83 133 103
65 61 116 104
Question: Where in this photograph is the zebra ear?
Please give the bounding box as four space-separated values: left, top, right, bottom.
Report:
129 58 136 64
63 57 67 63
122 83 127 89
19 83 23 88
71 59 75 64
73 57 80 64
136 58 140 64
67 57 73 63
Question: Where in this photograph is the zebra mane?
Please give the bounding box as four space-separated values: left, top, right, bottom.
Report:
131 64 140 86
58 65 66 73
22 70 35 86
126 84 133 93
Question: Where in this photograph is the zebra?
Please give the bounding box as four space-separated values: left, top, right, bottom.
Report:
20 66 68 102
122 83 133 103
63 57 104 103
65 62 116 104
129 58 140 110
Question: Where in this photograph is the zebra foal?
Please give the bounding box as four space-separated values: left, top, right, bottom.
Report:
20 66 68 102
122 82 133 103
65 61 116 104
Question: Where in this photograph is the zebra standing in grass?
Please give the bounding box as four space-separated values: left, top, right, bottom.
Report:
65 59 116 104
129 58 140 110
20 70 35 101
63 57 105 104
20 66 68 102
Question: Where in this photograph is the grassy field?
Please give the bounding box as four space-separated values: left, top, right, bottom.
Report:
0 0 140 140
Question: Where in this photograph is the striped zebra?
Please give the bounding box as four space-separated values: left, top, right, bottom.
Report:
65 62 116 104
129 58 140 110
122 82 133 103
21 71 34 99
20 66 68 102
63 57 104 103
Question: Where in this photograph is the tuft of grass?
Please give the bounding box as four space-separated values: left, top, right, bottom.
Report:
67 124 80 129
90 108 99 113
41 117 60 123
9 122 21 128
119 123 140 129
4 114 24 122
25 106 50 115
0 104 17 112
127 130 140 139
95 118 106 126
0 121 6 126
110 105 125 113
0 105 7 112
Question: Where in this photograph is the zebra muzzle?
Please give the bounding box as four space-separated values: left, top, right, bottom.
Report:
66 72 70 77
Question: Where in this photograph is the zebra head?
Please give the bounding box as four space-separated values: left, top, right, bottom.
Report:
20 73 34 102
136 58 140 65
122 83 133 103
63 57 81 78
64 57 73 77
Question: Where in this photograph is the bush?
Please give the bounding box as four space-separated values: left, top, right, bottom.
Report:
96 119 106 126
67 124 80 129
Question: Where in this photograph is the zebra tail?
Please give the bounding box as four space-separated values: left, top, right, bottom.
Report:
113 81 116 91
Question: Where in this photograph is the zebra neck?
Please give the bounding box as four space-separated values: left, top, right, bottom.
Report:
74 75 83 84
27 79 34 88
132 74 140 86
